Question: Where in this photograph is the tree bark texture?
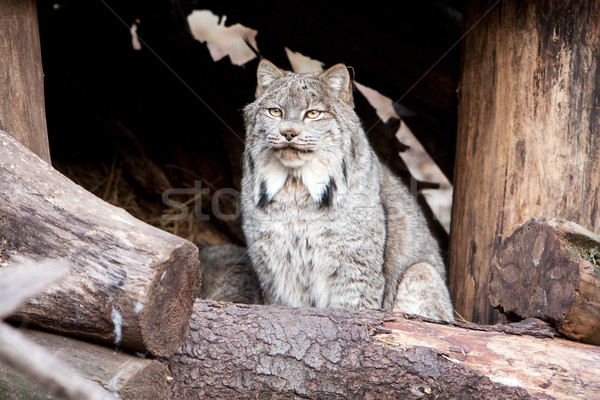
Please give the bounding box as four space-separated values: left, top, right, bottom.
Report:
490 217 600 345
0 130 201 357
165 301 600 399
0 0 51 162
449 0 600 324
0 328 170 400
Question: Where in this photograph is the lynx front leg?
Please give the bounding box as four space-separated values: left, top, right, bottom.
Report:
325 267 385 310
394 263 454 321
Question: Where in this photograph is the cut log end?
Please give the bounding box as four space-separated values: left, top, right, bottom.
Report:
490 217 600 345
140 242 201 357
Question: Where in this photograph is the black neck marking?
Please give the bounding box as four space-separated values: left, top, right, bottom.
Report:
257 180 272 207
319 177 337 208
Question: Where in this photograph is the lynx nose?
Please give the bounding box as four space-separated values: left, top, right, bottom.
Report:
281 129 299 141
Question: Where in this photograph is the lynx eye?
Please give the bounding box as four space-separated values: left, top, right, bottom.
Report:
268 108 282 117
304 110 321 119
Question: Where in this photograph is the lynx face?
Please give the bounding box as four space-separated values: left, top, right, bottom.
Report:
243 60 357 204
260 107 325 168
252 77 344 168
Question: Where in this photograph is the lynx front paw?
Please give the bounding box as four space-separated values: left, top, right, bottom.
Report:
393 263 454 321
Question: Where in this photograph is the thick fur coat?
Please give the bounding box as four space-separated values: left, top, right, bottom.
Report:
240 60 454 321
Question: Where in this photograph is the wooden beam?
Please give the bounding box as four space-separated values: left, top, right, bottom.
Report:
449 0 600 324
0 0 51 162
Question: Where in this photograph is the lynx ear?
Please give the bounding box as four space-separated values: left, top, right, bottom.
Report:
256 59 285 98
318 64 353 104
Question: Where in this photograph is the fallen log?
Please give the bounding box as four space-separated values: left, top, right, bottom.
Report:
165 301 600 399
490 217 600 345
0 130 201 357
0 328 170 400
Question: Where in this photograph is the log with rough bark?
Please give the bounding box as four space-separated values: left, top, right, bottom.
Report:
0 0 50 162
165 301 600 399
449 0 600 324
0 328 171 400
490 217 600 346
0 130 201 357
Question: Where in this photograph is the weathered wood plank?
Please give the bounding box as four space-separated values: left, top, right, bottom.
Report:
379 317 600 400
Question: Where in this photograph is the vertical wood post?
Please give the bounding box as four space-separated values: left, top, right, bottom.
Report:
0 0 50 162
449 0 600 324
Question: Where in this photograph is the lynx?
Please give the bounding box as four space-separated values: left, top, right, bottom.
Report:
240 59 454 321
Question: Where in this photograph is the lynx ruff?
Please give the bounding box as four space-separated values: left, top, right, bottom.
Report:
241 59 454 321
